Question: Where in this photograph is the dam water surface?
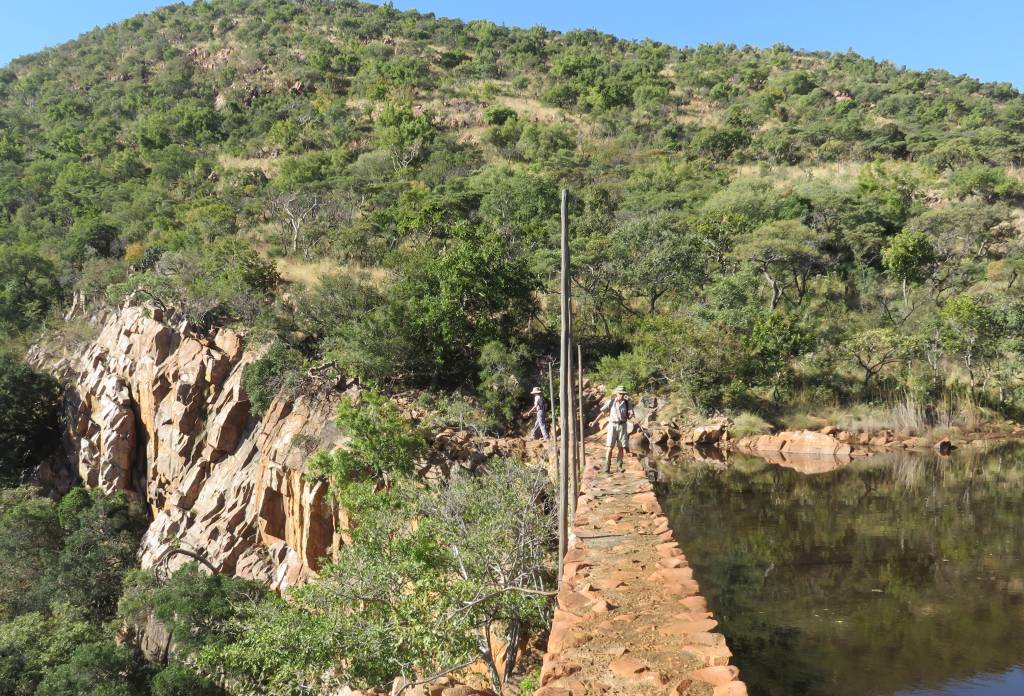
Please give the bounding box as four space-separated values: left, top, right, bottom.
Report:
656 443 1024 696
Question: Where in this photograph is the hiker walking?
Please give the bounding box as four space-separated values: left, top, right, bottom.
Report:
522 386 549 440
589 386 634 473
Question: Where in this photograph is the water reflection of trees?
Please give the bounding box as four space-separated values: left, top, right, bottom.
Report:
657 444 1024 696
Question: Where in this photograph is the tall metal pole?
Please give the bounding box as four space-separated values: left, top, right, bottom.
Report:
578 344 586 482
558 188 570 583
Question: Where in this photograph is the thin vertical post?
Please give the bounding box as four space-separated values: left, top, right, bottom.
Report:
547 360 556 463
578 344 586 482
567 305 577 517
557 187 570 583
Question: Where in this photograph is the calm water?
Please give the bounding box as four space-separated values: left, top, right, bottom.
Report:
656 443 1024 696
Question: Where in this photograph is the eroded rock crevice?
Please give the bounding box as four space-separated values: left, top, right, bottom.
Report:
35 306 347 591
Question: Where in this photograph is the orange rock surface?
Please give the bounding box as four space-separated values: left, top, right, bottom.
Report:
39 306 346 590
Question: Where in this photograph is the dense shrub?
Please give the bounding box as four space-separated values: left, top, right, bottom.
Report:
242 342 305 417
0 356 60 483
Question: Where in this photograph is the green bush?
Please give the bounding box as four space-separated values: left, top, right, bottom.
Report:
242 342 305 418
307 388 425 496
730 412 773 438
150 663 223 696
0 249 62 333
477 340 530 429
0 355 60 484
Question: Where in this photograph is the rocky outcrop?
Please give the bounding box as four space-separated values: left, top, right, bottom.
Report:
36 306 347 590
734 429 854 458
678 419 731 447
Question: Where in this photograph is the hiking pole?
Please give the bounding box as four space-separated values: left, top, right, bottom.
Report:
629 417 652 442
577 344 586 479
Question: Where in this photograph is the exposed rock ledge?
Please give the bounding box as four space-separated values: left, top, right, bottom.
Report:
31 306 346 591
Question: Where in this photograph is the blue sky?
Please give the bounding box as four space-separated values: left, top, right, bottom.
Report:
3 0 1023 89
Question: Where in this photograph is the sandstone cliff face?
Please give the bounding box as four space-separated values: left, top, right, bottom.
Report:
39 306 345 591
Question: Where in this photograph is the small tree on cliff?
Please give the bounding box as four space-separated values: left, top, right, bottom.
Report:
307 388 427 498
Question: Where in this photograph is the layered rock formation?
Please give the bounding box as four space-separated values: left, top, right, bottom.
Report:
35 306 346 590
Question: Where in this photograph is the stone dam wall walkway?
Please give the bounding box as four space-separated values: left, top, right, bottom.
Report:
535 441 748 696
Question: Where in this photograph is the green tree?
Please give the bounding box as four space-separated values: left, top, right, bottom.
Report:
0 249 61 332
842 327 916 392
477 340 530 429
731 220 828 309
35 640 148 696
743 311 808 396
604 211 707 315
0 606 101 696
0 490 63 618
212 463 553 695
308 388 426 495
150 662 223 696
391 227 538 384
938 294 1002 390
52 490 148 622
948 164 1020 202
119 563 266 658
242 342 305 418
373 102 435 169
109 238 280 327
882 229 937 304
0 355 60 483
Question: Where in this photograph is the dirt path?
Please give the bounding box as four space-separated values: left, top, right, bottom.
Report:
534 440 747 696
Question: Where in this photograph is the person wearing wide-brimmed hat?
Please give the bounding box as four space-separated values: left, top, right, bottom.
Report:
589 386 634 473
522 386 549 440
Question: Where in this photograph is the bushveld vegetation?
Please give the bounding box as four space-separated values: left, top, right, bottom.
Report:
3 0 1024 429
5 0 1024 691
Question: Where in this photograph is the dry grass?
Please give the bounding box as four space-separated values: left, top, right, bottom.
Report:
494 95 587 130
734 161 865 185
825 393 999 437
671 97 723 127
829 401 927 435
1006 164 1024 183
275 258 392 291
217 153 280 177
781 412 830 431
275 258 342 289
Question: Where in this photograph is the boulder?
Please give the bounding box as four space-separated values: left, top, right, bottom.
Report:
680 420 731 445
735 429 851 457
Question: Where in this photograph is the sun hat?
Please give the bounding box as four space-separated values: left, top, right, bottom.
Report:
530 387 543 394
613 385 628 395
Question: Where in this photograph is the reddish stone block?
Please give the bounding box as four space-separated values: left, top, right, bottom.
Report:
686 643 733 666
540 656 580 685
609 654 649 678
680 596 707 612
666 680 694 696
658 617 719 636
690 665 740 686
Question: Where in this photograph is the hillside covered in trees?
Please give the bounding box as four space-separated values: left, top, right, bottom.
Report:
5 0 1024 429
5 0 1024 693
